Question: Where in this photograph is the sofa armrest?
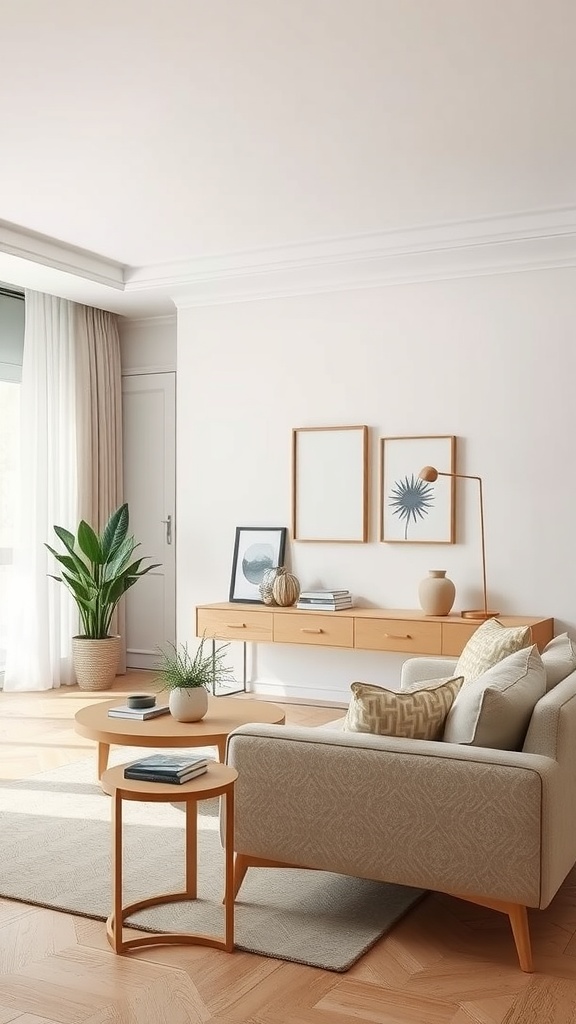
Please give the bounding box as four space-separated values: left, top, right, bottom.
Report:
401 656 459 690
226 723 556 908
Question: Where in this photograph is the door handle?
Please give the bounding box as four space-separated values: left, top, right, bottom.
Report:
161 514 172 545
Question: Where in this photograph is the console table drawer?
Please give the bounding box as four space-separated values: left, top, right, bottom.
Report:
440 622 483 656
196 608 273 642
355 618 442 654
273 613 353 648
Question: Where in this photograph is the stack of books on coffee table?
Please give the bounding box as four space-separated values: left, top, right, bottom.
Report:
123 753 210 784
108 703 170 720
296 589 353 611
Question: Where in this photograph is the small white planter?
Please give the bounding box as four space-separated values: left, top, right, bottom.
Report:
168 686 209 723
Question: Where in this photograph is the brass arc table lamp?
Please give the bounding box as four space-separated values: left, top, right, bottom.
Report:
418 466 499 621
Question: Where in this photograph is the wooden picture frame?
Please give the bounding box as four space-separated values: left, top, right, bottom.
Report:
292 425 369 542
380 435 456 543
229 526 287 603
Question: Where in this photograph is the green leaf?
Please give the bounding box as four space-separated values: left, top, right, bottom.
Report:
60 571 96 602
47 502 162 639
100 504 129 559
103 536 137 579
77 521 103 564
52 526 76 554
45 548 83 580
46 542 93 587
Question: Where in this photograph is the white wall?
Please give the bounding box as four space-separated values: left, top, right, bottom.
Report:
176 267 575 702
119 315 176 374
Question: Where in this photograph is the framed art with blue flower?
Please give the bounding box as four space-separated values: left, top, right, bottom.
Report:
380 435 456 543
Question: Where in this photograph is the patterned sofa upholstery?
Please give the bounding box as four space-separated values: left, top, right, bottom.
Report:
225 657 576 972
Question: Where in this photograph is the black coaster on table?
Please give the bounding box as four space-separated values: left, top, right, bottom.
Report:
127 694 156 710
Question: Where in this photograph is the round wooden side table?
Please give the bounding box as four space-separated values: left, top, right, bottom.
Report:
101 761 238 954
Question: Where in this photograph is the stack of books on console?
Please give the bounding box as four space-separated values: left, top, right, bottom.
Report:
123 753 210 784
296 590 353 611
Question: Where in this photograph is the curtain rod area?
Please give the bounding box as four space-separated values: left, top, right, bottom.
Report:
0 286 24 300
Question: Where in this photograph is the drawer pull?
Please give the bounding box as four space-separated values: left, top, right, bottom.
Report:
301 628 324 634
384 632 412 640
226 623 246 629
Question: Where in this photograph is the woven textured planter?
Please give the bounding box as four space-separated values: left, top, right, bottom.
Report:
72 636 121 691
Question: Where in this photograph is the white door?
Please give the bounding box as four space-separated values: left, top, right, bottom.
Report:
122 372 176 668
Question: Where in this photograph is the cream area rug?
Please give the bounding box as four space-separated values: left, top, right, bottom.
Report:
0 749 426 972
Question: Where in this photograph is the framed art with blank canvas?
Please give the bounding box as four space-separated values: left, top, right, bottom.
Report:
380 435 456 543
229 527 287 602
292 425 369 542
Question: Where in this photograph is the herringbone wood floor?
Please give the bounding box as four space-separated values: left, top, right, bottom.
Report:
2 675 576 1023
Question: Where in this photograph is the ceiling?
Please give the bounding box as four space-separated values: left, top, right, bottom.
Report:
1 0 575 315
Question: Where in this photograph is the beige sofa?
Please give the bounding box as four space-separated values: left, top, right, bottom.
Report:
225 656 576 972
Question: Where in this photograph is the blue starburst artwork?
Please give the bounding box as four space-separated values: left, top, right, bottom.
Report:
381 436 456 543
388 474 434 540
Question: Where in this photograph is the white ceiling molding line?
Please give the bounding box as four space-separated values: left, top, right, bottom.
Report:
1 208 575 314
118 313 177 326
0 221 125 289
124 206 576 308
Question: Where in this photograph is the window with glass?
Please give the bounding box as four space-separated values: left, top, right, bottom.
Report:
0 289 24 672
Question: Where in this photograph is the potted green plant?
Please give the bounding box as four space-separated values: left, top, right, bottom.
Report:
157 635 233 721
46 503 159 691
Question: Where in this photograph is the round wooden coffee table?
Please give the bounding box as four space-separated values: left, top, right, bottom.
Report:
75 696 285 778
101 761 238 954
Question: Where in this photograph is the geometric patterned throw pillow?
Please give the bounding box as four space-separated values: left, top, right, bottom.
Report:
343 676 464 740
455 617 531 686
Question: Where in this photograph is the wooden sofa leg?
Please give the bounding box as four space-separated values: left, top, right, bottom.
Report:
233 854 250 899
449 892 533 972
230 853 314 901
507 904 533 973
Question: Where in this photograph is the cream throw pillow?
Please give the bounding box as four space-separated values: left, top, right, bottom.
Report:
455 617 531 685
443 645 545 750
541 633 576 691
343 676 463 740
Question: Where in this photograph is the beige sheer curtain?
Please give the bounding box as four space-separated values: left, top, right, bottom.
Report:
75 304 125 673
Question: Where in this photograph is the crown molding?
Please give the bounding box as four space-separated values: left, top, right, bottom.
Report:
0 221 125 289
126 206 576 308
118 313 177 326
1 208 575 313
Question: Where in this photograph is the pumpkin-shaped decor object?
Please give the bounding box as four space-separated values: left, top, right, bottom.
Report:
272 567 301 607
259 567 279 605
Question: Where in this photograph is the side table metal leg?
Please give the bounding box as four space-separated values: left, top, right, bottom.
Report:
211 639 248 695
185 800 198 899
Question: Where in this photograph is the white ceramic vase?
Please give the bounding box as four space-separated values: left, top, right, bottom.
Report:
168 686 209 722
418 570 456 616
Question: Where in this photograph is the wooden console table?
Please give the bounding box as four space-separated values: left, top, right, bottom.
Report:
196 603 554 692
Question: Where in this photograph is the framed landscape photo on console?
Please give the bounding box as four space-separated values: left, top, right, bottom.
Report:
380 435 456 543
292 425 369 542
229 526 287 603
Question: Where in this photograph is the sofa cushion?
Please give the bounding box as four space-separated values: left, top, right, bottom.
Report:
455 617 531 685
343 676 463 740
443 645 545 749
541 633 576 691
